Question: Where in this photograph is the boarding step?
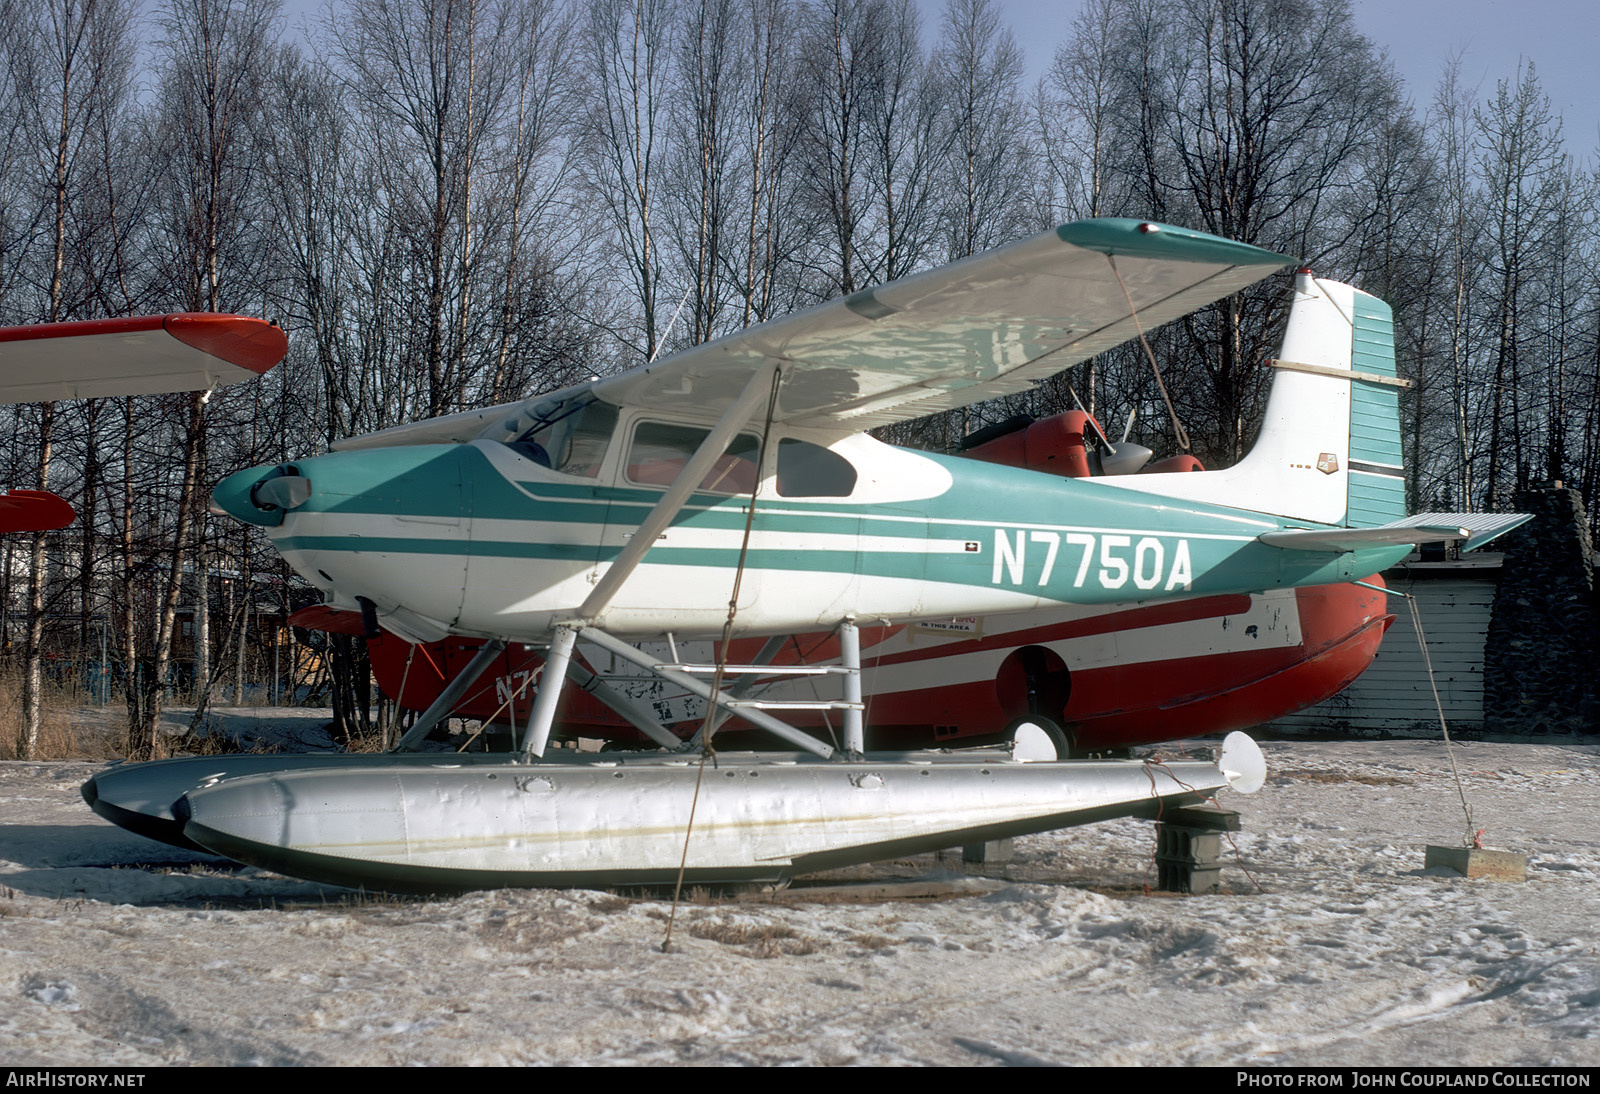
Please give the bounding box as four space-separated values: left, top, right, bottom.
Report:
656 662 855 676
722 699 864 711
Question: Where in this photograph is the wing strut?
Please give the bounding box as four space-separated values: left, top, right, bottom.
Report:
573 359 781 624
528 363 777 755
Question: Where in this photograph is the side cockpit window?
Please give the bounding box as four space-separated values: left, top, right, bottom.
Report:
511 398 619 478
626 421 761 495
776 438 857 497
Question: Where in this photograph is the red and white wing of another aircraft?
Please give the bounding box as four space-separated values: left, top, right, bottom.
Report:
0 312 286 402
0 312 287 531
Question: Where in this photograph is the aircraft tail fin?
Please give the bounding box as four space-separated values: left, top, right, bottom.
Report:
1335 281 1407 527
1101 271 1409 529
1232 271 1407 527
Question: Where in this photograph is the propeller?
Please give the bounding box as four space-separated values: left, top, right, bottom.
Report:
1096 441 1154 476
1068 384 1153 476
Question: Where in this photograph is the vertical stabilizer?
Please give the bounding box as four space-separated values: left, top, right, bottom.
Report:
1101 272 1408 529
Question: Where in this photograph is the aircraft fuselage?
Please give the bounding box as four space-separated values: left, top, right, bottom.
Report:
213 421 1411 645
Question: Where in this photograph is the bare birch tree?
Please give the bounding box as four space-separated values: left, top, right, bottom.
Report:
728 0 800 327
8 0 135 756
1476 64 1565 507
792 0 886 297
932 0 1025 262
124 0 279 757
583 0 676 363
332 0 517 417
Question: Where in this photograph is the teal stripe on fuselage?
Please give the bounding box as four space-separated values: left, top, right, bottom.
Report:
273 441 1415 607
283 442 1280 540
277 536 599 563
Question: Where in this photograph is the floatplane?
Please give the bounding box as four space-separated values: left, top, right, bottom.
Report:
292 529 1393 754
85 219 1522 892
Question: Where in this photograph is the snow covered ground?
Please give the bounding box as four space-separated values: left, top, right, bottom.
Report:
2 732 1597 1067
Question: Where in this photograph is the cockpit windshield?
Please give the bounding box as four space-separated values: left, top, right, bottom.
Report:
501 393 619 478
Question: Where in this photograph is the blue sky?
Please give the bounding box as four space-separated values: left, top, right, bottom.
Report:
993 0 1600 154
272 0 1599 157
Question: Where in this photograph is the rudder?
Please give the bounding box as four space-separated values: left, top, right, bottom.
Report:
1345 289 1407 527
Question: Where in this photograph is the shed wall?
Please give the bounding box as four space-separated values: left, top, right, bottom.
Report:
1269 570 1497 733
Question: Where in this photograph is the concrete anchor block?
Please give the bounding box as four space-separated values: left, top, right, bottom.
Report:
962 838 1013 864
1424 845 1528 881
1157 826 1223 863
1158 861 1223 894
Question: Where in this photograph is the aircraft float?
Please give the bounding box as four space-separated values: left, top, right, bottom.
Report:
0 313 287 531
84 219 1525 892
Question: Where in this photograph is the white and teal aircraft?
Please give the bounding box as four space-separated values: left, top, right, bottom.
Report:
91 219 1522 892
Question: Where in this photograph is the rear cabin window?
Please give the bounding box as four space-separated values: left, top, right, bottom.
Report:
626 422 761 495
776 438 857 497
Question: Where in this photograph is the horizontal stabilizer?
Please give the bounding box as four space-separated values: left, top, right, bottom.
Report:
1402 512 1535 552
1260 512 1532 554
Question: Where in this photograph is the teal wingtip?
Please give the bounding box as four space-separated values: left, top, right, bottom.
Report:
1057 218 1295 268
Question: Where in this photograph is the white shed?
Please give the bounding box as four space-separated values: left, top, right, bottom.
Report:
1268 555 1502 734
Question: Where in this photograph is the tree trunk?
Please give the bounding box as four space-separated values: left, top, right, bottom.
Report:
128 391 207 760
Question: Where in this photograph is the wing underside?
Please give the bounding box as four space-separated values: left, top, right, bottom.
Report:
593 219 1293 429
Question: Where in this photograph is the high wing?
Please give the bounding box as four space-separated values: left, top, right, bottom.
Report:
328 217 1290 453
0 313 286 403
0 489 75 533
592 218 1292 429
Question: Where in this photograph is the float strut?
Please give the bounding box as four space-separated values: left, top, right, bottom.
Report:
522 626 577 759
840 617 864 756
392 638 507 751
566 660 685 750
581 627 834 759
695 634 789 745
